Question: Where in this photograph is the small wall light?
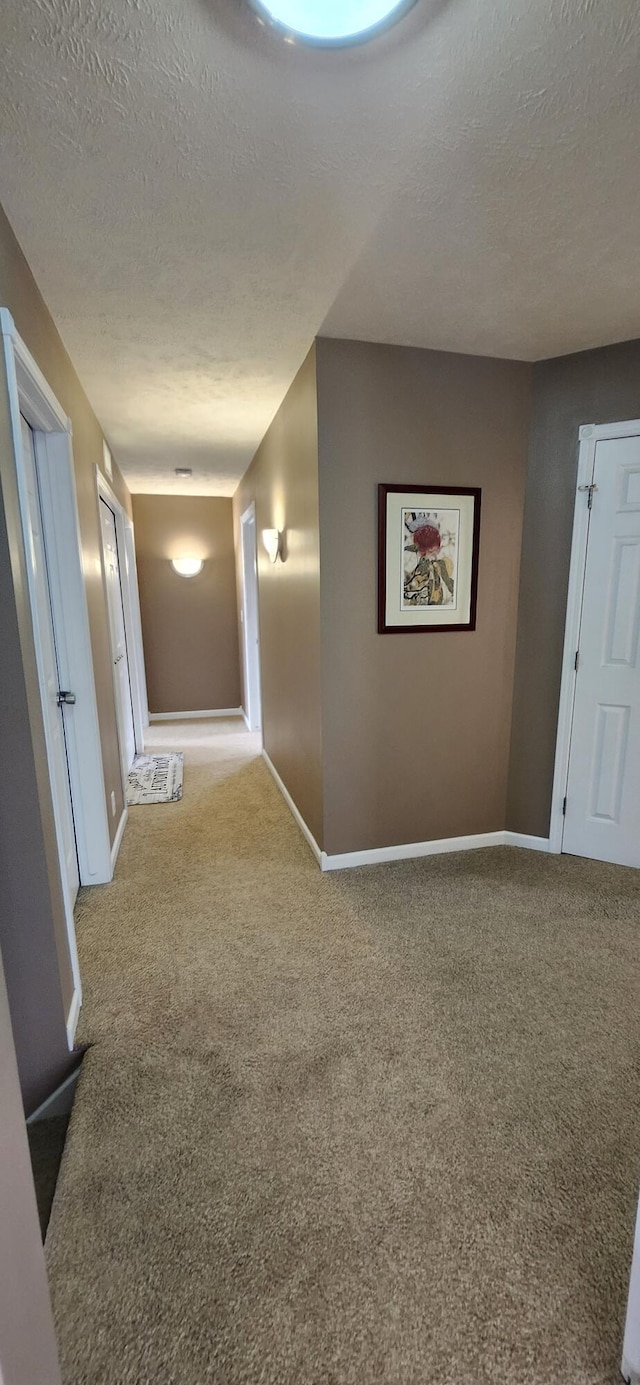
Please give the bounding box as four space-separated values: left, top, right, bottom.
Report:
171 556 204 578
262 528 283 564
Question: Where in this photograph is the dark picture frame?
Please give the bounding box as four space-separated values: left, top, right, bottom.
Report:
378 484 481 634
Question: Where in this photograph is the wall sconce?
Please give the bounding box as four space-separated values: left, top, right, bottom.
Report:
171 556 204 578
262 528 283 563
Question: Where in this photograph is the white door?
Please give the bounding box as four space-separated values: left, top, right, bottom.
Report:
99 497 136 778
20 417 79 907
563 433 640 867
122 519 149 739
241 508 262 732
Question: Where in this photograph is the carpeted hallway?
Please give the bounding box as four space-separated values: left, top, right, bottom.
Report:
46 718 640 1384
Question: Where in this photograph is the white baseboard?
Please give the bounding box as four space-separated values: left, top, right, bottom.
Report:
322 830 551 871
261 750 323 866
259 759 552 872
242 709 262 732
110 806 128 872
66 985 82 1049
321 831 504 872
503 832 550 852
149 708 243 721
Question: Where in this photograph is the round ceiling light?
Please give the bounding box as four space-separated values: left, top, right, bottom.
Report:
250 0 417 46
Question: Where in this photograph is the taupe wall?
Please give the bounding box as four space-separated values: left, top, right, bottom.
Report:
0 205 130 1109
507 338 640 837
133 495 240 714
0 205 130 845
0 952 61 1384
0 395 73 1109
316 338 532 856
233 346 323 847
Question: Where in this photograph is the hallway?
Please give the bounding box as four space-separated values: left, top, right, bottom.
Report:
46 720 640 1384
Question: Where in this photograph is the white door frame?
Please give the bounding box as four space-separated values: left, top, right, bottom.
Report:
550 417 640 854
96 468 148 765
1 309 114 1044
240 502 262 732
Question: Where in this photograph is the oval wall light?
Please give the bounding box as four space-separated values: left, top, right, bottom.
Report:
171 556 205 578
249 0 417 46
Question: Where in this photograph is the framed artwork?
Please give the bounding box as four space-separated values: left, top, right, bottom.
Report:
378 484 481 634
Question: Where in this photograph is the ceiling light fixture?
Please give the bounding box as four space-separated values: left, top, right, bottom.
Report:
171 556 204 578
249 0 417 46
175 467 192 478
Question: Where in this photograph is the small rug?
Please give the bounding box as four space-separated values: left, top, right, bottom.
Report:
126 753 183 805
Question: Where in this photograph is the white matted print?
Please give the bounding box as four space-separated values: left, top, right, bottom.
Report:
379 486 481 634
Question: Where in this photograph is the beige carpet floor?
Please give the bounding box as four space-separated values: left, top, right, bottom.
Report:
46 719 640 1384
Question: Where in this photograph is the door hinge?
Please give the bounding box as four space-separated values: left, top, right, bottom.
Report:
574 649 580 671
562 796 567 817
578 482 598 509
56 690 76 707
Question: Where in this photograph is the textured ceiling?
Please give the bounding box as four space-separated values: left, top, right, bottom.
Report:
1 0 639 494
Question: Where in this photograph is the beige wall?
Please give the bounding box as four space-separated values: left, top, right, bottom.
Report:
233 346 323 847
133 495 240 714
316 338 532 856
0 205 129 1109
507 338 640 836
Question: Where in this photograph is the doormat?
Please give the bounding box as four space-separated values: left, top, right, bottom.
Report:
126 753 183 805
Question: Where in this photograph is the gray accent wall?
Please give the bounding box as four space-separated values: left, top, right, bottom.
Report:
507 339 640 837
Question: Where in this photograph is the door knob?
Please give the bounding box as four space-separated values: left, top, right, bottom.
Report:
56 690 76 706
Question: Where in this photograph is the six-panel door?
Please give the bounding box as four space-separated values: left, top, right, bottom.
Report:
564 434 640 868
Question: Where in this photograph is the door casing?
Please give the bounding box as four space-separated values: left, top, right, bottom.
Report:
20 415 80 911
99 493 137 782
96 467 148 767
